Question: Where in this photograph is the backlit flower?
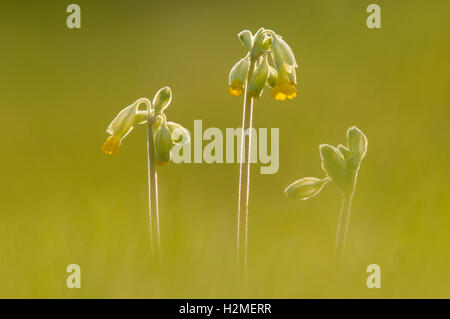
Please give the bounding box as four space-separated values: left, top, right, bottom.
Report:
270 64 297 101
228 58 250 97
101 98 150 155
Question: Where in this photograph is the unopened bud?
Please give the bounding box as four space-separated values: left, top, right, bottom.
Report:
285 177 329 200
248 54 270 98
153 86 172 115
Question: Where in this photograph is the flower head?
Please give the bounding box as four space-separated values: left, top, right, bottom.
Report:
101 87 188 167
229 28 298 101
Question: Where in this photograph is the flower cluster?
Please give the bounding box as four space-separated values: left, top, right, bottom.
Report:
285 126 368 200
228 28 298 101
101 87 189 164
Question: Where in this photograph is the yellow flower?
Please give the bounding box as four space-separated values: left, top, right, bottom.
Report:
270 64 297 101
101 136 121 155
271 82 297 101
101 98 150 155
228 80 244 96
228 58 250 97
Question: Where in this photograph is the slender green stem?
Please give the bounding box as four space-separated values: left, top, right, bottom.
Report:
341 194 353 258
335 197 347 256
147 109 161 263
237 58 256 274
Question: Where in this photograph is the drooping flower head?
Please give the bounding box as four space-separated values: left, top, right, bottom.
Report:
102 87 190 160
227 28 299 101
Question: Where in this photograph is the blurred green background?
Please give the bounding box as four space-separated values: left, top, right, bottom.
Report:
1 0 450 298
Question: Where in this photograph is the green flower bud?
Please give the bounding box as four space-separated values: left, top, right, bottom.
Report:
347 126 368 161
248 54 270 98
153 86 172 115
250 28 270 57
238 30 253 49
320 144 349 195
167 121 190 145
338 144 359 172
266 66 278 88
155 123 172 165
271 34 297 71
285 177 329 200
337 144 352 159
228 58 250 97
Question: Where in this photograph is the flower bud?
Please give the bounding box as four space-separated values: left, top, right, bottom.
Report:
347 126 368 161
271 34 297 71
155 123 173 165
248 54 270 98
228 58 250 97
338 144 359 172
266 66 278 88
153 86 172 114
238 30 253 49
320 144 346 181
320 144 353 197
285 177 329 200
251 30 269 57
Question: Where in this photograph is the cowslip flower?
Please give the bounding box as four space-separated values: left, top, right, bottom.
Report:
155 123 172 165
269 34 298 101
285 126 368 258
101 87 189 261
101 99 149 155
228 57 250 97
227 27 299 274
228 28 298 101
270 63 297 101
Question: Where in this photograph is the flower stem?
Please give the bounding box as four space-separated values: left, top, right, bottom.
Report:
147 112 161 263
335 197 347 257
237 58 256 274
341 194 353 258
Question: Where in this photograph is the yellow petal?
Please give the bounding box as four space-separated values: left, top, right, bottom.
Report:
228 85 243 97
101 136 121 155
271 83 297 101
